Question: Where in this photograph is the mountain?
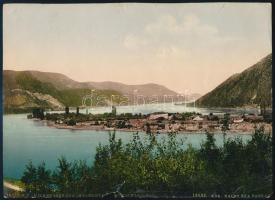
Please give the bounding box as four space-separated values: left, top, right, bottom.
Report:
3 70 123 113
29 71 177 97
196 54 272 108
4 70 178 96
3 70 179 113
87 81 177 97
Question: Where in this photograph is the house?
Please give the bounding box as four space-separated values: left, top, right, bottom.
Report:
193 116 204 121
244 114 264 122
148 113 169 120
184 123 199 131
233 118 244 123
55 119 64 124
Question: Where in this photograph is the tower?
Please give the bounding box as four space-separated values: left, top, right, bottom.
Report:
112 106 117 116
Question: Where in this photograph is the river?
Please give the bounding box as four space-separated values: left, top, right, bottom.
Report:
4 104 255 179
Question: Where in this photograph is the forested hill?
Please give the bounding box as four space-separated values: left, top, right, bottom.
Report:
3 71 123 113
196 54 272 108
3 70 178 113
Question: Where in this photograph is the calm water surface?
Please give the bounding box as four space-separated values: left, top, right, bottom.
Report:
4 104 254 179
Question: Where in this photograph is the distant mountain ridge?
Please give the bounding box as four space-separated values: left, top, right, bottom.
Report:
196 53 272 108
87 81 177 97
6 53 268 113
3 70 179 113
4 70 178 96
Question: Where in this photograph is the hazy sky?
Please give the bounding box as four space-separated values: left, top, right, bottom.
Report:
4 3 271 95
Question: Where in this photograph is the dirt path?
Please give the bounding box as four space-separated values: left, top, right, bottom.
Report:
3 181 24 192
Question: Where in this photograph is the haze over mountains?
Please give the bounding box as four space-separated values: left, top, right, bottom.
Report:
196 53 272 108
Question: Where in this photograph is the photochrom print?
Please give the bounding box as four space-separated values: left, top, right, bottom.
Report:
3 2 272 198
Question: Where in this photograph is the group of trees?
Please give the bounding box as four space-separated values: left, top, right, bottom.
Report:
46 112 151 121
21 127 272 197
114 120 132 129
32 108 45 120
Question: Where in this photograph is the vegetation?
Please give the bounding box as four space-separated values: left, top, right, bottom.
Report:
16 72 124 107
196 54 272 108
4 177 25 189
45 112 200 124
179 112 201 120
4 89 52 114
221 113 230 143
44 112 148 123
21 127 272 197
4 71 125 114
32 108 45 120
4 107 37 114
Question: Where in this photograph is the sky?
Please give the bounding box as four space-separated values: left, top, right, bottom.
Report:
3 3 272 95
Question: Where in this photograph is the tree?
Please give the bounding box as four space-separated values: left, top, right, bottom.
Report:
222 138 246 193
53 157 73 194
67 118 76 126
20 126 272 196
65 106 69 115
32 108 45 120
36 162 52 194
21 161 38 195
145 123 151 134
221 113 230 144
66 160 93 194
200 132 222 173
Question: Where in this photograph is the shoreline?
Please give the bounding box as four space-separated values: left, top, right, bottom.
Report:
4 104 272 115
44 120 271 135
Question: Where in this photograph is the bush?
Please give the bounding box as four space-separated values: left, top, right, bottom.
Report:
67 119 76 126
21 127 272 197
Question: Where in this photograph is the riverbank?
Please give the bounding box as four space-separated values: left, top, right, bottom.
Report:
44 119 272 135
25 107 272 135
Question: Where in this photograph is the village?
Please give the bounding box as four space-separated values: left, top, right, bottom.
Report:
29 106 272 134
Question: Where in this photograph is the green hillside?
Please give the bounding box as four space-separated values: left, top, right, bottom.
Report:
196 54 272 108
4 71 124 113
4 69 180 113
